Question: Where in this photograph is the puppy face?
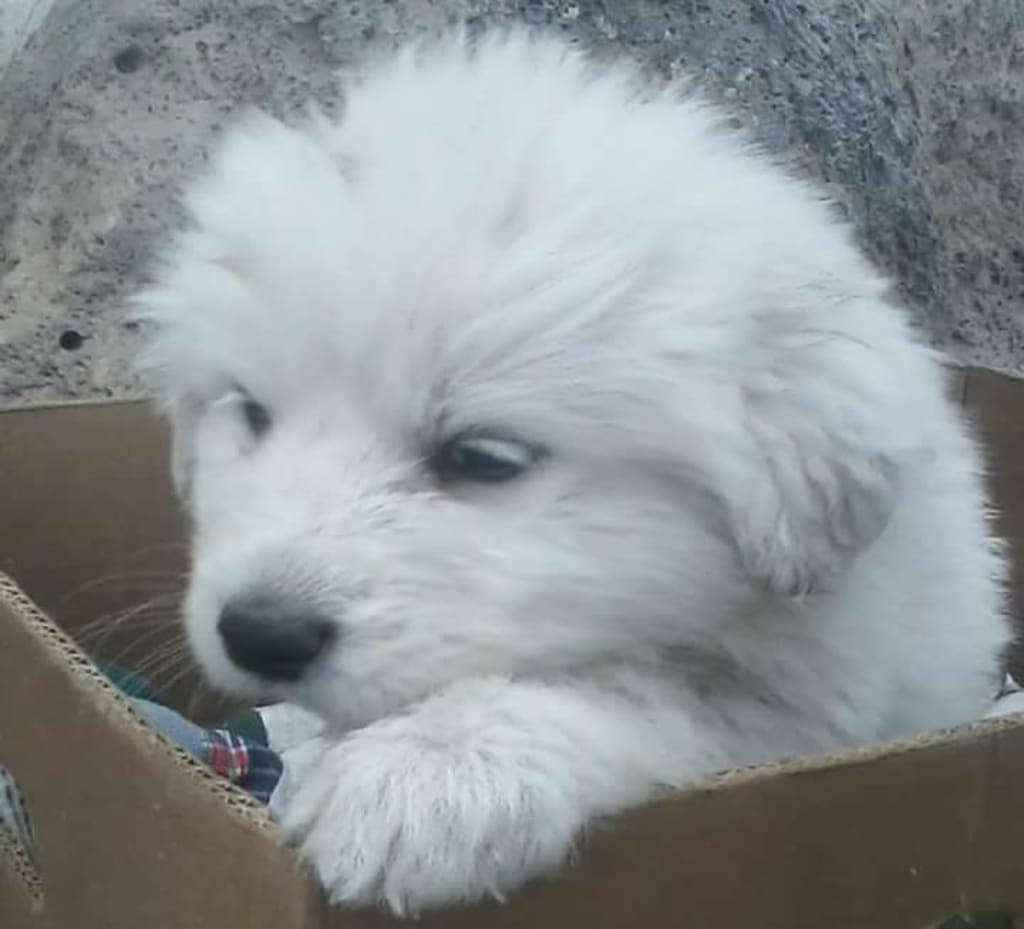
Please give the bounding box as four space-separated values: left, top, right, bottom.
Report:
134 32 916 728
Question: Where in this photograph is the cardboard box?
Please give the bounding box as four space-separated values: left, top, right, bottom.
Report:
1 367 1023 929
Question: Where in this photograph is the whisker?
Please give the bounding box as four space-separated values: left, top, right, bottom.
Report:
63 571 186 602
77 601 179 639
158 661 205 702
133 643 192 686
100 622 185 670
141 653 189 685
76 594 181 649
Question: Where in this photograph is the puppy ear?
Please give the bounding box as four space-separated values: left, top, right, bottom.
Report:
726 328 931 598
164 397 201 503
130 297 204 504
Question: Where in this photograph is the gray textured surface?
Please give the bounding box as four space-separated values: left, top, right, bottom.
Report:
1 0 1023 404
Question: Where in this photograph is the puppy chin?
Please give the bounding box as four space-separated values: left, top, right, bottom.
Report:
285 677 353 731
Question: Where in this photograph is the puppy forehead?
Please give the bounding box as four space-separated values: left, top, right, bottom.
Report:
150 30 872 446
244 252 652 441
191 157 669 433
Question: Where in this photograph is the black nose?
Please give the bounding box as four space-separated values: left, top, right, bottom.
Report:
217 593 337 682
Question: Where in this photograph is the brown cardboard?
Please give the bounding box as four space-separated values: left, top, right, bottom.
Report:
1 367 1023 929
962 369 1024 680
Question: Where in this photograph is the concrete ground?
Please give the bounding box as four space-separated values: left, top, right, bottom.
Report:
1 0 1023 405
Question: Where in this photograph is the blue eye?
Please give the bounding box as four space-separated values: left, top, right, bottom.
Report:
431 434 540 485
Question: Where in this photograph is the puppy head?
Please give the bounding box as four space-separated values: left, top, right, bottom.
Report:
133 30 929 727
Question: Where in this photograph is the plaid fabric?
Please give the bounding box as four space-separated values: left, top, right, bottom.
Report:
202 729 284 804
0 763 34 865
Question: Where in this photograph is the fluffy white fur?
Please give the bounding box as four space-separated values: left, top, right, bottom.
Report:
132 29 1010 914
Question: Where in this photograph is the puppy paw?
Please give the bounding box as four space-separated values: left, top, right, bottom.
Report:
277 722 580 914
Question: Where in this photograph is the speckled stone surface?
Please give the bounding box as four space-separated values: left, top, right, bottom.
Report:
1 0 1023 404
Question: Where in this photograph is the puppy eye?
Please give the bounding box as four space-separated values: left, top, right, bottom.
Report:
241 396 271 439
431 434 540 485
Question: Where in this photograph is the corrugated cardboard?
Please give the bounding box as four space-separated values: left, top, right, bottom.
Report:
1 367 1023 929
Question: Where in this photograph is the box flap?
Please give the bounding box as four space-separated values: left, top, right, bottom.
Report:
0 400 229 714
0 574 326 929
5 563 1023 929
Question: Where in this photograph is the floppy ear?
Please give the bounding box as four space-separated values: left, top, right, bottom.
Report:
130 291 205 505
163 397 202 503
726 330 930 598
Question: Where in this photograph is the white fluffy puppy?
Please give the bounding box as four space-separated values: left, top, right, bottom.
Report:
133 29 1009 914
